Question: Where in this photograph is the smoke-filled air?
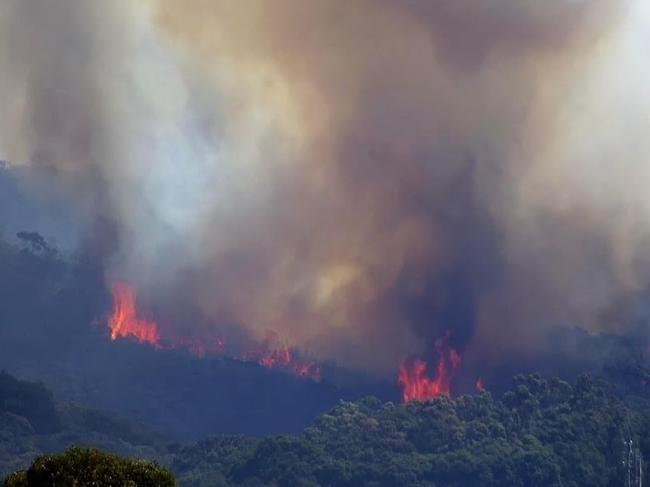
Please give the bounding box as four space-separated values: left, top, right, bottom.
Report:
2 0 650 385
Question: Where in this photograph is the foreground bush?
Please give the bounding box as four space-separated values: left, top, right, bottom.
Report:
3 447 176 486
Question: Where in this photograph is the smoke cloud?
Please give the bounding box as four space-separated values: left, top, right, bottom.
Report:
1 0 649 374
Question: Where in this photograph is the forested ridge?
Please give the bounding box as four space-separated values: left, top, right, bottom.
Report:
3 368 650 486
170 373 649 486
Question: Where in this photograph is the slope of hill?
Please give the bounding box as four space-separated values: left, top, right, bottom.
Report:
0 371 169 479
0 233 391 441
168 371 650 486
4 368 650 486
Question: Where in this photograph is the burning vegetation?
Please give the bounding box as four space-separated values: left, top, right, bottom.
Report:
398 335 462 402
243 343 322 382
109 281 485 392
108 282 161 348
107 281 321 381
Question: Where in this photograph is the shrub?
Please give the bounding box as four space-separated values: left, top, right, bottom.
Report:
3 447 176 487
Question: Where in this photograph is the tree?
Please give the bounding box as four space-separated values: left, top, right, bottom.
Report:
3 447 176 487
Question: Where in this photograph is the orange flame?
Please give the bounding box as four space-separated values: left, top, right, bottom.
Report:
107 282 321 380
108 282 161 348
475 377 486 392
259 347 292 368
244 344 322 381
398 335 461 402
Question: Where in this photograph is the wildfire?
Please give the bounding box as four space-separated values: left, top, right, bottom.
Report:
107 281 321 381
258 347 292 368
294 361 322 380
170 337 225 359
475 377 486 393
244 344 322 382
398 335 461 402
108 282 161 348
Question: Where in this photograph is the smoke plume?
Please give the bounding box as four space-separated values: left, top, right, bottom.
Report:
1 0 649 375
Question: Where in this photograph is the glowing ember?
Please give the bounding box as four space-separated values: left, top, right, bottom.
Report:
294 362 322 381
259 346 292 368
398 335 461 402
108 282 161 348
475 377 486 392
170 336 225 359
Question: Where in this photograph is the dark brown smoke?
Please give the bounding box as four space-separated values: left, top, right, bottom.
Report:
1 0 648 375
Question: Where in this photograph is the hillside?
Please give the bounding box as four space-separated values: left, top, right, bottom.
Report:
0 234 389 441
0 371 169 479
4 368 650 486
167 373 650 487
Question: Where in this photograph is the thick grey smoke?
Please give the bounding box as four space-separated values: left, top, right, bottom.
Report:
1 0 649 374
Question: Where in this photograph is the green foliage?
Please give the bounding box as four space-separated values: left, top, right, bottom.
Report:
2 370 650 486
171 374 649 487
4 447 176 487
171 436 259 486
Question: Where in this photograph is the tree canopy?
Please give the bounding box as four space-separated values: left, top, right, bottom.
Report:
4 447 175 487
171 374 647 487
2 370 650 486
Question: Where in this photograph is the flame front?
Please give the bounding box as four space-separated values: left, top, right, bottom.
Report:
107 281 321 380
108 282 161 348
398 336 461 402
245 344 322 382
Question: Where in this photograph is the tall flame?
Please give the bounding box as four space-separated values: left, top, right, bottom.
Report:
398 335 461 402
108 282 161 348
